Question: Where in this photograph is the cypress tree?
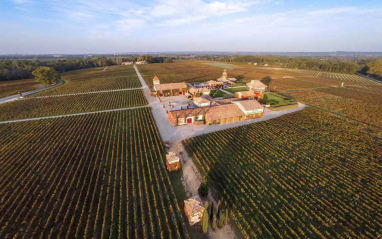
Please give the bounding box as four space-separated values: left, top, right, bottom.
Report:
175 113 178 126
212 214 217 229
217 200 221 219
224 209 229 225
218 214 224 227
202 202 209 234
202 107 206 122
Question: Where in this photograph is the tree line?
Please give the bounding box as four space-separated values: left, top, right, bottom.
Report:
199 55 382 76
0 57 114 81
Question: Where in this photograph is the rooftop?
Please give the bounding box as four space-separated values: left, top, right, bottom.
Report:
184 196 204 216
247 80 267 88
236 91 258 97
166 152 180 164
189 87 210 94
205 104 245 121
154 82 188 91
233 100 263 111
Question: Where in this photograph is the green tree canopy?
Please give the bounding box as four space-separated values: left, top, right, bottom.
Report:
368 60 382 74
32 66 60 86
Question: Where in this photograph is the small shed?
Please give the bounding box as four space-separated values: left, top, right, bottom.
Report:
166 152 181 172
184 196 205 226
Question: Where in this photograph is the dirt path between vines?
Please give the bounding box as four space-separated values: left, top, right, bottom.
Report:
169 142 239 239
134 65 239 239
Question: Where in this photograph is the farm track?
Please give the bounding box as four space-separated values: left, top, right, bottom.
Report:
0 79 64 105
0 105 150 124
28 87 147 99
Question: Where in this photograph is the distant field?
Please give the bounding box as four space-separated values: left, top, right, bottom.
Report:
0 108 189 239
290 85 382 127
0 90 147 121
183 108 381 239
138 61 378 92
137 61 224 86
0 79 41 98
202 62 243 69
33 65 141 96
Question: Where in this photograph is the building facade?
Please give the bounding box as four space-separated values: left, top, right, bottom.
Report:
184 196 205 226
246 80 267 99
152 76 188 97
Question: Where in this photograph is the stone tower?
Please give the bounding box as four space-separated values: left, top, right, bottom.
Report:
222 69 227 80
153 76 160 85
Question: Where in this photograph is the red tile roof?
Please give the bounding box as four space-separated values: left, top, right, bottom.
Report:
205 104 245 121
189 87 210 94
233 100 263 111
247 80 267 88
236 91 258 98
155 82 187 91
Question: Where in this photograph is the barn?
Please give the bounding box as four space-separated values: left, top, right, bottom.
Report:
166 152 181 172
246 80 267 99
233 100 264 119
234 90 259 100
184 196 205 226
152 76 188 97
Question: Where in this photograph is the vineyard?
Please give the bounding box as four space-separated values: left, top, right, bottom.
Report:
137 61 223 86
137 61 378 92
290 85 382 127
183 108 381 238
33 65 141 96
0 108 189 238
0 90 147 121
0 79 41 98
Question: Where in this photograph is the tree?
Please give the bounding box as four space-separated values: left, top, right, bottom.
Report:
198 177 209 197
212 214 217 229
216 200 221 218
202 107 206 122
193 109 197 122
202 202 209 234
175 113 178 126
32 66 60 85
224 209 229 225
368 60 382 74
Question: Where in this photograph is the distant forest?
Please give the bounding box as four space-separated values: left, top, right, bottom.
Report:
202 55 382 75
1 55 381 81
0 56 173 81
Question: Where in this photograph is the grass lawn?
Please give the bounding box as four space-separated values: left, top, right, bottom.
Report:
224 86 247 93
263 92 297 110
210 89 226 98
202 62 243 69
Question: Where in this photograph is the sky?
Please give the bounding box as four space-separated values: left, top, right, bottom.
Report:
0 0 381 54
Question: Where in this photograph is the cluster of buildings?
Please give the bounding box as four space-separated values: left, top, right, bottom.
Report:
149 69 268 126
121 61 147 65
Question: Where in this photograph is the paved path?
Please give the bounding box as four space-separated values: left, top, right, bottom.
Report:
356 72 382 84
0 79 64 105
0 105 150 124
219 88 233 95
133 65 159 105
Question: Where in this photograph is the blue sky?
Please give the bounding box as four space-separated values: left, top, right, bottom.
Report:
0 0 381 54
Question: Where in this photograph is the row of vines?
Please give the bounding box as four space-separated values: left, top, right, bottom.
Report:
33 65 142 96
0 90 147 121
0 108 189 239
183 108 381 238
